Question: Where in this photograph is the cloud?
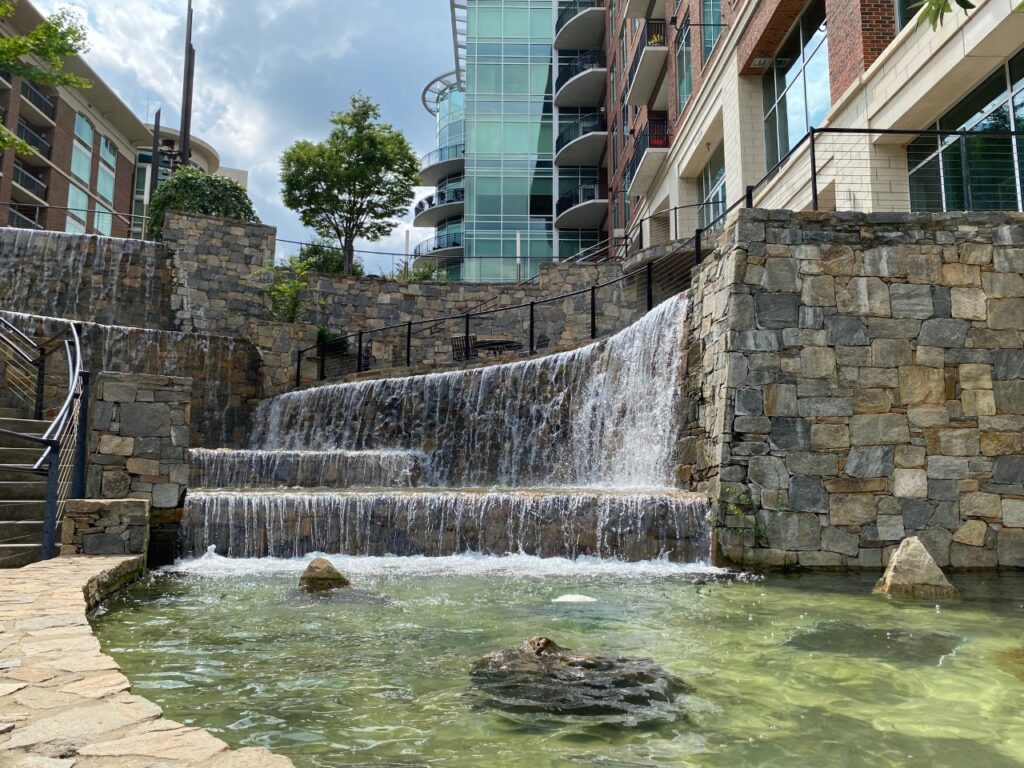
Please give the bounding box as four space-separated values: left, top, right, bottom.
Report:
35 0 453 251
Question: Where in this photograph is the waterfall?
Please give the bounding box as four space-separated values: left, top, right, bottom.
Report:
189 449 429 489
182 489 710 563
251 296 689 489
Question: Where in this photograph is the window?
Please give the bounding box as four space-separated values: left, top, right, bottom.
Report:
908 48 1024 213
67 184 89 226
65 218 85 235
698 143 727 229
895 0 916 29
94 204 113 236
97 165 115 204
71 142 92 183
702 0 721 62
762 0 830 168
100 136 118 168
676 15 692 114
74 114 93 146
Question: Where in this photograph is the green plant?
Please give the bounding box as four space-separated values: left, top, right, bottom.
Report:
388 261 449 282
0 1 92 154
280 94 419 277
266 257 312 323
298 237 365 277
146 165 259 240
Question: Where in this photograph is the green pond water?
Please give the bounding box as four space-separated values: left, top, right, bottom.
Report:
92 553 1024 767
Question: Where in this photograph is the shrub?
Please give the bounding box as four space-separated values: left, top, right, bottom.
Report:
146 165 259 240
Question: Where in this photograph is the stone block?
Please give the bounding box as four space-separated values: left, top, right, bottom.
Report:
81 533 127 555
849 414 910 445
101 471 131 499
894 445 926 468
932 285 952 318
933 428 980 457
872 339 913 368
798 398 853 418
961 492 1003 520
926 456 970 480
830 494 876 526
987 299 1024 330
959 364 993 391
918 319 970 348
846 446 895 478
890 284 934 319
801 347 836 378
952 520 988 547
908 405 949 428
102 381 139 403
822 526 860 556
993 455 1024 484
735 416 771 433
801 275 836 307
876 515 906 541
998 529 1024 567
837 277 891 317
992 351 1024 380
765 512 821 551
126 458 161 476
1002 499 1024 528
928 479 959 502
983 272 1024 298
826 316 869 346
764 384 798 417
993 245 1024 270
898 366 945 405
755 293 800 329
900 499 935 530
119 402 172 438
151 484 182 509
786 452 839 476
941 263 981 287
790 476 828 513
798 551 844 567
917 528 953 567
994 382 1024 414
811 424 850 451
762 258 799 292
893 469 928 498
950 288 987 321
950 542 998 568
770 418 810 452
853 389 893 414
97 435 135 457
735 389 764 416
748 456 789 489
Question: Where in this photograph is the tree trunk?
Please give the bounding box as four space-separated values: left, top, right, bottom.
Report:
343 238 355 277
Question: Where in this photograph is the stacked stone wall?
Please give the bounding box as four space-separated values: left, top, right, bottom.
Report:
694 210 1024 570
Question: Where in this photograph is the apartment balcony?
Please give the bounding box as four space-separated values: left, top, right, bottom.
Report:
625 0 665 19
420 143 466 187
8 207 42 231
0 71 10 89
626 20 669 109
556 113 608 167
17 119 51 162
554 0 606 50
11 163 47 206
412 187 465 228
555 51 607 108
413 231 464 268
555 182 607 228
19 80 56 126
625 118 671 197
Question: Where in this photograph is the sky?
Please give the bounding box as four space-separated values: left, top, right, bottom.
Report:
33 0 455 274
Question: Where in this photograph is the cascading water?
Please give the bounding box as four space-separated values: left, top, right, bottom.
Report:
183 296 711 563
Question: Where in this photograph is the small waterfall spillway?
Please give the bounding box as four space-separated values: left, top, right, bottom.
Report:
184 296 711 562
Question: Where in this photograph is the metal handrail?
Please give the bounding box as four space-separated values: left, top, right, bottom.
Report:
414 232 464 257
629 20 667 88
20 80 56 120
8 208 42 230
556 51 606 93
625 117 671 190
556 182 604 217
16 119 51 158
414 187 465 217
421 143 466 171
556 0 604 34
556 113 608 154
12 164 47 200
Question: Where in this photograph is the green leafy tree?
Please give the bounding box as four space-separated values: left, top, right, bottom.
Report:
389 261 449 282
915 0 1023 27
279 94 419 277
146 166 259 240
267 256 313 323
298 237 365 277
0 0 91 153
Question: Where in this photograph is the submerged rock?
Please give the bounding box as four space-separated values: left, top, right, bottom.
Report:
873 536 959 600
785 621 962 665
469 636 690 725
299 558 351 593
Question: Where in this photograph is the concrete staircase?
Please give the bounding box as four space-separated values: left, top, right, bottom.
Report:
0 394 49 568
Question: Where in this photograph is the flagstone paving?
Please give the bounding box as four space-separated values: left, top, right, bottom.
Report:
0 556 293 767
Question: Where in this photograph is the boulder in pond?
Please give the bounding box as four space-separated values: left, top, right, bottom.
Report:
469 636 690 726
873 536 958 600
299 558 351 593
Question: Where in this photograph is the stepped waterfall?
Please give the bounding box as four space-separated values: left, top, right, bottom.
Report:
183 295 711 562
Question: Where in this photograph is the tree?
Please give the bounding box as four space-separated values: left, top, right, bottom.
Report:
298 237 365 277
266 256 313 323
279 95 419 277
146 165 260 240
915 0 1022 27
0 0 91 153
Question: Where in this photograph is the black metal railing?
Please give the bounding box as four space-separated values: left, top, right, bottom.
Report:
20 80 56 120
556 113 608 155
556 182 605 218
17 119 51 159
8 207 42 230
414 232 464 258
625 117 671 190
414 187 465 218
421 143 466 171
0 319 90 562
12 164 47 200
628 19 667 88
556 0 604 34
556 51 606 93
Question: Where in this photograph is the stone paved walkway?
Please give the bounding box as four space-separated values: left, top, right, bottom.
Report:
0 556 293 767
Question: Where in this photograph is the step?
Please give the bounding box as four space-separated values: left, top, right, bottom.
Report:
0 481 48 501
0 501 46 521
0 407 30 420
0 467 45 482
189 449 430 491
0 544 42 569
0 520 43 542
0 447 44 464
182 488 712 563
0 418 48 435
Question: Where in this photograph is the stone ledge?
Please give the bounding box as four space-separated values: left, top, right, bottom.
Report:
0 556 293 767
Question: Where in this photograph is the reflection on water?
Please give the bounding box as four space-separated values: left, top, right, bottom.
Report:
93 554 1024 768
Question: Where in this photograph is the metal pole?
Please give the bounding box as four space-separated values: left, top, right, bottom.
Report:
745 185 754 208
317 339 326 381
72 371 89 500
529 302 536 354
296 349 303 389
41 447 59 560
34 346 46 421
464 313 471 359
406 322 413 368
590 287 597 339
959 134 973 211
516 231 522 283
809 127 819 211
356 332 365 374
646 262 654 311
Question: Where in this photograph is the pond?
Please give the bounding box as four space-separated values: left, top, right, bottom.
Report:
93 552 1024 767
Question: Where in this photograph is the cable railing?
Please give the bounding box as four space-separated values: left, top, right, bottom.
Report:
556 0 604 34
0 320 90 561
556 113 608 155
556 51 606 93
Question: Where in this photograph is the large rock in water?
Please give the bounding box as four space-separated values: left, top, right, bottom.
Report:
874 537 958 600
469 636 690 725
299 558 351 593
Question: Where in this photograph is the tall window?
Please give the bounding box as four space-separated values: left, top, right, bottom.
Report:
895 0 916 29
676 15 692 114
94 204 112 236
702 0 721 62
97 165 115 204
67 184 89 231
698 143 727 229
908 49 1024 213
762 0 829 169
72 112 94 185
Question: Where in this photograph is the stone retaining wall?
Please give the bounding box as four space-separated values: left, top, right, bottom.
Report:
693 210 1024 570
61 499 150 557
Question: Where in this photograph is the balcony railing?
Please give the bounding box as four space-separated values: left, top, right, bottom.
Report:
414 187 465 218
556 183 604 217
8 207 42 230
12 164 47 200
17 120 51 159
556 51 606 93
414 231 464 258
556 0 603 34
625 118 671 190
421 143 466 170
628 20 667 88
556 113 608 155
20 80 56 120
